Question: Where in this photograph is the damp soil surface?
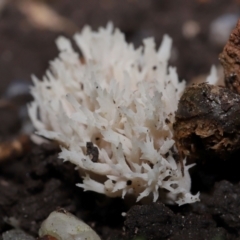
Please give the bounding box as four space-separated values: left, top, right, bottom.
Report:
1 0 240 240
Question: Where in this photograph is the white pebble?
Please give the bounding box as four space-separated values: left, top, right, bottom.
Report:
39 210 101 240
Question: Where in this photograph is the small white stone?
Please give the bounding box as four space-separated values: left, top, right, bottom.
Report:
39 210 101 240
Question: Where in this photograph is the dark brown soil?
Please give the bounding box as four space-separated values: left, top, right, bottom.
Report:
1 1 240 240
0 142 127 239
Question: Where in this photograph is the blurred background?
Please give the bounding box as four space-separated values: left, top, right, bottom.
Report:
0 0 240 96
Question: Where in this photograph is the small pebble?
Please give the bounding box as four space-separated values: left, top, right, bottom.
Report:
39 209 101 240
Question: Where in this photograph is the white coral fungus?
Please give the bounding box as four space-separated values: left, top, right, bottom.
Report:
28 23 199 205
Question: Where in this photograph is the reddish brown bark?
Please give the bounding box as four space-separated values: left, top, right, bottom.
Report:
174 83 240 161
219 19 240 93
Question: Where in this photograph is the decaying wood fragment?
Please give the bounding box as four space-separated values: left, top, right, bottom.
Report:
0 134 31 163
174 83 240 160
219 19 240 93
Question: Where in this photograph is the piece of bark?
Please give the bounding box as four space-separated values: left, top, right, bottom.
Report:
173 83 240 161
219 19 240 93
0 134 31 163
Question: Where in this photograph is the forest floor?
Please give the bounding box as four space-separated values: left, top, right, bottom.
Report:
1 0 240 239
